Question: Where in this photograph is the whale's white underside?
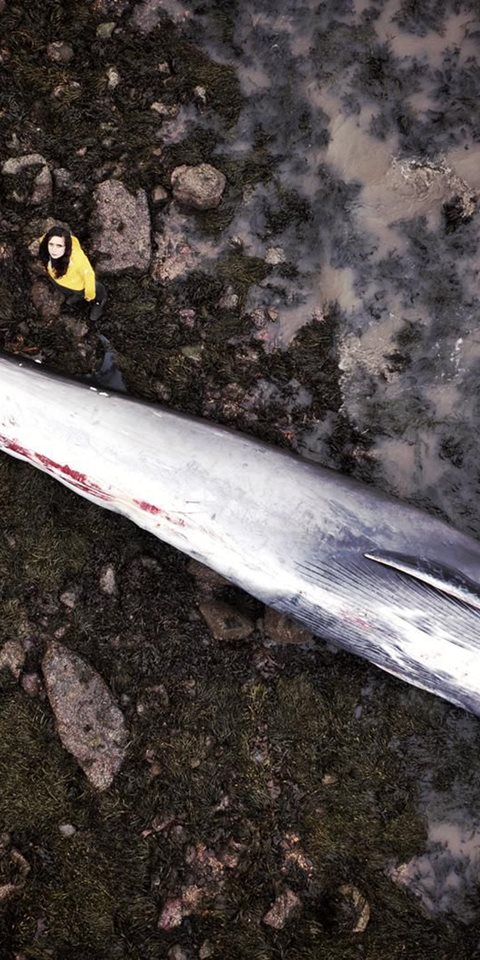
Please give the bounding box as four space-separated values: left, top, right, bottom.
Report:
1 355 480 715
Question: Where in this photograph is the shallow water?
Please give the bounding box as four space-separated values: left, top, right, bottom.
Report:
140 0 480 920
170 0 480 539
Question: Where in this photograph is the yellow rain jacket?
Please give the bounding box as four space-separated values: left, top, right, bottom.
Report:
43 235 96 301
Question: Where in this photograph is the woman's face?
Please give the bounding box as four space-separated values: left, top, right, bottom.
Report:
48 236 66 259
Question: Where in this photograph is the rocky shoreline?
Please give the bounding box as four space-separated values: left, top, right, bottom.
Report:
1 0 480 957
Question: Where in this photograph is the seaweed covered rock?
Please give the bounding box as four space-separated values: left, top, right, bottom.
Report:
42 641 127 790
151 205 217 282
131 0 169 35
171 163 226 210
0 640 25 681
198 600 254 641
2 153 47 175
90 179 152 273
2 153 52 206
46 41 74 63
30 279 63 320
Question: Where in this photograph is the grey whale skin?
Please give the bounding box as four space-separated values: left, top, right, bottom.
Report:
1 353 480 715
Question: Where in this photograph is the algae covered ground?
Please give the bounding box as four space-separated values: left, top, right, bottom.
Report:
2 451 480 959
1 0 480 957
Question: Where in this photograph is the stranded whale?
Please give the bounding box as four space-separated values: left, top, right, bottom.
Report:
1 352 480 715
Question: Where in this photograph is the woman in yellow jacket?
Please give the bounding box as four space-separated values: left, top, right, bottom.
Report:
38 225 107 322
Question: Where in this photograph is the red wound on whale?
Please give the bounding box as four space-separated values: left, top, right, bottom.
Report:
35 453 112 501
133 499 186 527
0 436 112 502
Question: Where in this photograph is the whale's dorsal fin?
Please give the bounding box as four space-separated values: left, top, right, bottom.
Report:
364 550 480 612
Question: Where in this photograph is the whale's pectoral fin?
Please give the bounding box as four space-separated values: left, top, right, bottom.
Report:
365 550 480 612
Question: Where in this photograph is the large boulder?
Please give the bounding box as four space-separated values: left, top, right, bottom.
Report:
171 163 226 210
42 641 127 790
90 179 152 273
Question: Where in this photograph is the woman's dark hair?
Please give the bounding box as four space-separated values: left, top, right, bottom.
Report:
38 226 72 279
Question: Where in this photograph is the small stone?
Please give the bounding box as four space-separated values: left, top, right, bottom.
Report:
47 41 74 63
6 132 20 152
267 779 281 800
0 241 11 261
150 101 178 118
0 842 30 903
58 823 76 838
96 22 116 38
181 344 203 362
321 773 338 786
0 884 17 903
198 600 254 641
53 167 73 189
263 888 302 929
171 163 226 210
106 66 120 89
178 308 196 326
264 608 313 646
193 85 207 105
280 833 314 878
0 640 25 680
31 165 53 204
199 943 214 960
10 848 30 879
59 589 79 610
250 308 267 329
99 564 117 596
168 947 189 960
265 246 286 265
158 61 171 75
218 287 239 310
158 897 184 931
152 185 168 203
140 556 162 573
337 884 370 933
181 883 205 910
21 672 43 698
